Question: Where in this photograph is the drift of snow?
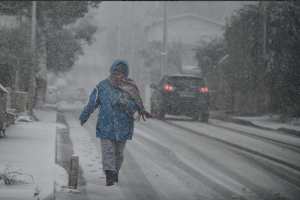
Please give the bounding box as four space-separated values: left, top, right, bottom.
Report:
0 109 68 200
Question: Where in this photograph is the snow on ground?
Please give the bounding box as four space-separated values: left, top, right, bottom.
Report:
57 101 86 112
234 115 300 131
1 101 297 200
64 112 126 198
64 113 105 182
209 119 300 147
0 109 68 200
166 120 300 167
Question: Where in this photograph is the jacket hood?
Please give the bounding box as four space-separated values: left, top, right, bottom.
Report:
109 59 129 78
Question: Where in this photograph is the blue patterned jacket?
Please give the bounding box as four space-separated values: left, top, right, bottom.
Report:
79 59 138 140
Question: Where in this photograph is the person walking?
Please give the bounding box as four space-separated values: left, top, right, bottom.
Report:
79 59 152 186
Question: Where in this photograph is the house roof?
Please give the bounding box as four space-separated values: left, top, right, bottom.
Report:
145 13 224 33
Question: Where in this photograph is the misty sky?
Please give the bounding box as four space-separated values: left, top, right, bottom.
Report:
60 1 254 92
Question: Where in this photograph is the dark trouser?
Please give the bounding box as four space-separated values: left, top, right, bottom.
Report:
100 138 127 173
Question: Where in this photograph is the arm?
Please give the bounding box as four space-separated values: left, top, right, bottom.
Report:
124 99 138 114
79 87 101 124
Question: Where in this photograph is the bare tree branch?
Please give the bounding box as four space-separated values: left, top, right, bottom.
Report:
284 2 300 10
0 2 21 10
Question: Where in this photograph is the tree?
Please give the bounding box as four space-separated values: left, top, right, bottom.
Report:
167 40 182 75
195 37 227 91
210 1 300 118
140 41 164 83
0 21 32 91
266 1 300 118
0 1 100 106
224 3 262 94
140 40 182 83
46 13 98 75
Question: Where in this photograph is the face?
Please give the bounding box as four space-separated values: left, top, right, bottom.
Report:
114 63 127 78
114 72 125 78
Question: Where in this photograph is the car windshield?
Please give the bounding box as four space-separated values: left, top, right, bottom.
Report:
166 77 204 87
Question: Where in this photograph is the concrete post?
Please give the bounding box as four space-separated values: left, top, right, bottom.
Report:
69 154 79 189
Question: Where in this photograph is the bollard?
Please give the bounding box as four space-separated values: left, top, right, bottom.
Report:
69 154 79 189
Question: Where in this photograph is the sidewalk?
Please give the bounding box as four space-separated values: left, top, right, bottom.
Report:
210 111 300 137
0 109 68 200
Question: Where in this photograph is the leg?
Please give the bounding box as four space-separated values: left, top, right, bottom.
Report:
100 138 117 186
114 140 127 182
115 140 127 171
100 138 117 172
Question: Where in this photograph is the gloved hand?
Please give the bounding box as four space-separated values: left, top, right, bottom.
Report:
80 121 84 126
118 98 126 107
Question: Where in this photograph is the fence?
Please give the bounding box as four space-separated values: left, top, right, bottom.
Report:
0 84 27 138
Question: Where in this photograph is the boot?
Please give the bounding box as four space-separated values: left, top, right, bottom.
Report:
113 171 119 183
105 170 114 186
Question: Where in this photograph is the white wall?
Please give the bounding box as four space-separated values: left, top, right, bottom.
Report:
146 16 224 45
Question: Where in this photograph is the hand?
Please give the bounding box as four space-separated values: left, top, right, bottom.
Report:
118 98 125 107
80 121 84 126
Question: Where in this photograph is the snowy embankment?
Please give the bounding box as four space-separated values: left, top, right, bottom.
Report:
0 109 68 200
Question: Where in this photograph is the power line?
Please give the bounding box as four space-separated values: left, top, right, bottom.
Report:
137 2 156 26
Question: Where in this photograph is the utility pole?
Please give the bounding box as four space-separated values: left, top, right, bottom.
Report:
117 1 121 59
130 1 135 67
262 2 266 62
28 1 36 116
162 1 168 76
256 1 267 114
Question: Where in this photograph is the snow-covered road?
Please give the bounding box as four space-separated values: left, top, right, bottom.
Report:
65 111 300 200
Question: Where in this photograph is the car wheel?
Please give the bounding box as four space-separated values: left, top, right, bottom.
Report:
200 113 209 122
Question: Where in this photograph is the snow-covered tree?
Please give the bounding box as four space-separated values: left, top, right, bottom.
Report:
195 37 227 91
197 1 300 118
266 1 300 118
140 40 182 83
0 1 100 106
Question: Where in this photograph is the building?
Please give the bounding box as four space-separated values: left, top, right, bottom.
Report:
144 14 224 67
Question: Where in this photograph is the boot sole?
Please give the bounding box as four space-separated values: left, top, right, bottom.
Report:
106 181 114 186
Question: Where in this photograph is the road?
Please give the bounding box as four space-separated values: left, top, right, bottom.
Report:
59 109 300 200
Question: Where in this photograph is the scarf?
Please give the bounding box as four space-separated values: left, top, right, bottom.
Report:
108 74 152 123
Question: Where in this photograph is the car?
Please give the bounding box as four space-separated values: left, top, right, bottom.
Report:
15 116 34 123
57 87 88 103
150 74 210 122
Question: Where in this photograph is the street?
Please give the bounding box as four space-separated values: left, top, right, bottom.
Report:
57 109 300 200
1 2 300 200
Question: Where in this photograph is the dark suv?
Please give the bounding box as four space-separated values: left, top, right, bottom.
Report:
150 74 210 122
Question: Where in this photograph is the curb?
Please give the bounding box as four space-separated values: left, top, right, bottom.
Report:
210 114 300 137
